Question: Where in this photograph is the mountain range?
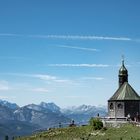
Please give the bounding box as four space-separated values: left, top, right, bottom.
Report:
0 99 107 139
61 104 107 124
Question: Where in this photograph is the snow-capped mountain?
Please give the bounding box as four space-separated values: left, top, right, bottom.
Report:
0 99 19 110
40 102 61 113
0 104 15 120
14 103 70 128
61 104 107 123
62 104 107 115
24 103 52 113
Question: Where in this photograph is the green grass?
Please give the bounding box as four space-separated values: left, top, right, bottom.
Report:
16 124 140 140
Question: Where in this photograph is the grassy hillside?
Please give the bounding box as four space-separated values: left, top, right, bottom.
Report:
16 124 140 140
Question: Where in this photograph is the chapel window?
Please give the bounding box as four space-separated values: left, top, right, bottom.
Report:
110 103 114 110
118 103 123 109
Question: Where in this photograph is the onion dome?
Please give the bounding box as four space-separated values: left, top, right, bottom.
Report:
119 60 128 76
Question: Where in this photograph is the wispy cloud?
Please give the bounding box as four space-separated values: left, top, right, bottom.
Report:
3 73 73 84
2 73 104 89
0 33 134 42
53 79 72 83
32 74 75 84
33 74 57 81
30 35 132 41
52 45 99 52
48 64 110 68
4 73 57 81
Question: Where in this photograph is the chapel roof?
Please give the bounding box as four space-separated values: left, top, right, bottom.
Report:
109 82 140 101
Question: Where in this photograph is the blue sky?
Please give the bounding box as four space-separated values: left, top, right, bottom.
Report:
0 0 140 107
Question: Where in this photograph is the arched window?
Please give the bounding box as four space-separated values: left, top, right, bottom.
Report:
118 103 123 109
110 103 114 110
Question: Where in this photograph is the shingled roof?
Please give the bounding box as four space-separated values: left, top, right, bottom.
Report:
109 82 140 101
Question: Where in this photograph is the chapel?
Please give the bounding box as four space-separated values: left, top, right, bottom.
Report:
108 59 140 120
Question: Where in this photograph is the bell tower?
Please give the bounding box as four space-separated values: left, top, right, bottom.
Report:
118 57 128 87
